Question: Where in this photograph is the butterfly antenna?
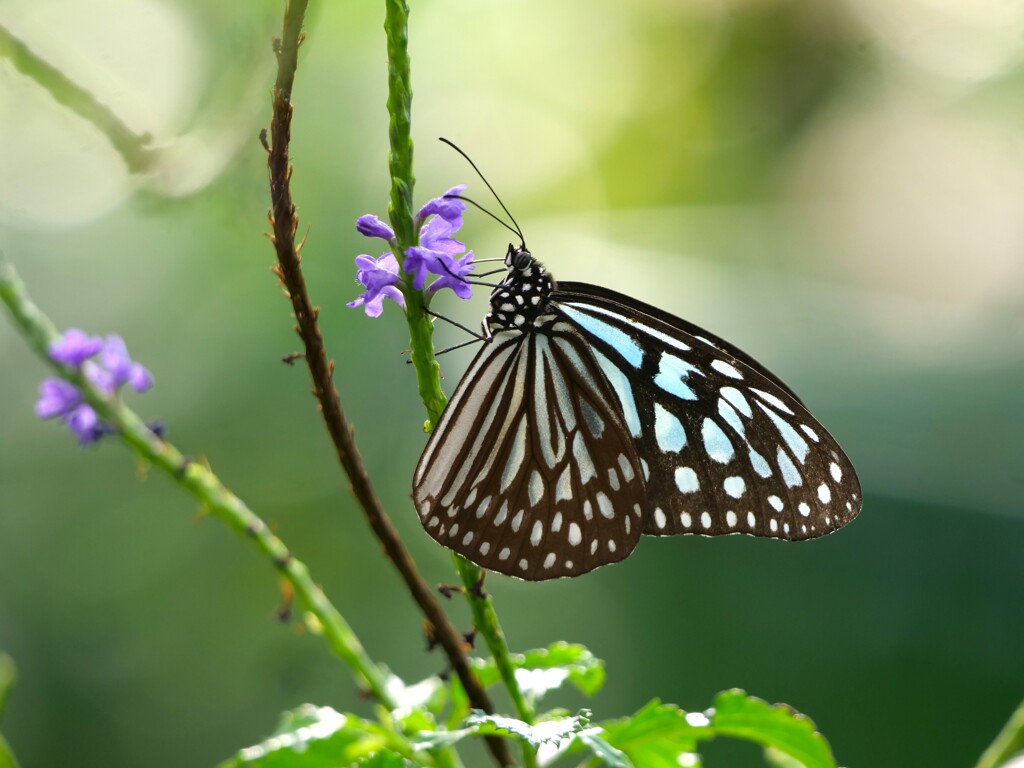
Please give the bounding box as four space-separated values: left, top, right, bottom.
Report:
439 137 526 247
446 193 521 242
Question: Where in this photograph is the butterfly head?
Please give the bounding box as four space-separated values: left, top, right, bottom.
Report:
485 244 556 332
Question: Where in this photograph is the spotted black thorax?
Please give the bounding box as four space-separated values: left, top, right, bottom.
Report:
483 244 557 336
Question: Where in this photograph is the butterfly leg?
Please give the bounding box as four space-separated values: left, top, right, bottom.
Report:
469 569 488 599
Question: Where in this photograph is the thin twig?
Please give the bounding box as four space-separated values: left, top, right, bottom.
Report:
263 5 510 766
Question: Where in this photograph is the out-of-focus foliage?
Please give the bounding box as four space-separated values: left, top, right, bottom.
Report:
1 1 1022 767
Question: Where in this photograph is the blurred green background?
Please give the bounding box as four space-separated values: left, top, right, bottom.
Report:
2 0 1023 766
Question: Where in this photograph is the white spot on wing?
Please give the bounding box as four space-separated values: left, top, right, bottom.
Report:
723 476 746 499
617 453 635 482
654 402 687 452
830 462 842 482
608 467 620 491
654 508 667 529
531 520 543 546
555 465 573 501
568 522 582 546
752 388 795 415
528 470 544 507
596 492 615 519
776 446 802 488
675 466 699 493
701 418 735 463
711 359 743 379
700 511 712 529
818 484 831 503
573 432 597 484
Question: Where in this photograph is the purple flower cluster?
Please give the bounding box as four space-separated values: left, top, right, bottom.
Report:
36 329 153 444
347 185 476 317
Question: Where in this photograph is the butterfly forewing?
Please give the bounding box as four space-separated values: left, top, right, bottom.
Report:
551 283 861 541
414 320 645 580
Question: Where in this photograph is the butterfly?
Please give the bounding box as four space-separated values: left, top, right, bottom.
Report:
412 241 861 581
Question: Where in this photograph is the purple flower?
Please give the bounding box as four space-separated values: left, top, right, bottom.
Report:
416 184 467 223
347 253 406 318
35 328 154 445
49 328 103 367
36 377 81 419
404 215 467 290
348 183 473 317
88 335 153 395
355 215 395 242
428 251 476 299
64 404 103 445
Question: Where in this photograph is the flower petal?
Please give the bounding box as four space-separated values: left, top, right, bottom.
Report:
49 329 103 367
356 214 395 241
416 184 467 221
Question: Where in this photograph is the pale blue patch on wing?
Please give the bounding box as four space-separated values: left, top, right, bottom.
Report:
717 399 746 437
567 302 693 352
579 398 605 438
701 418 735 464
756 402 809 463
720 387 752 417
777 446 803 488
653 402 687 452
749 449 772 478
560 305 643 368
592 349 642 437
654 353 699 401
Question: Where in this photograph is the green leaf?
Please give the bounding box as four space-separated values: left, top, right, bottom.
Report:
595 691 832 768
467 643 604 709
415 710 591 752
710 689 835 768
218 705 415 768
448 642 604 726
598 701 700 768
576 730 633 768
384 674 447 717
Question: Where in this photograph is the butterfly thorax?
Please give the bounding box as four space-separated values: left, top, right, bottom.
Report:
484 245 557 334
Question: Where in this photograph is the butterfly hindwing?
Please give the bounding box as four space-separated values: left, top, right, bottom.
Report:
413 319 645 580
551 284 862 541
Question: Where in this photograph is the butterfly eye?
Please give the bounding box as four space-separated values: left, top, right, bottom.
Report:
513 250 532 270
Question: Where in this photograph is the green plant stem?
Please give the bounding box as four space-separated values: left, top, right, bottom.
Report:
976 698 1024 768
384 0 447 428
454 559 539 768
0 22 153 172
382 3 535 766
0 263 439 764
